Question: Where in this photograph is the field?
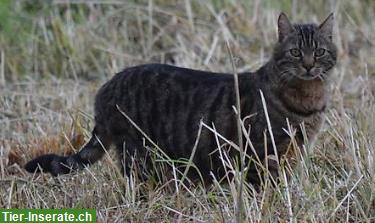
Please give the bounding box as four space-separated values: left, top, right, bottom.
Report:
0 0 374 222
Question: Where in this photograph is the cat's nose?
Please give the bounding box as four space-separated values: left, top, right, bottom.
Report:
303 55 314 71
303 63 314 71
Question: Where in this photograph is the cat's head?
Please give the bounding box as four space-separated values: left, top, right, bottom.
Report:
273 13 337 81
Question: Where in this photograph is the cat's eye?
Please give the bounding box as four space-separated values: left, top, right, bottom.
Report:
289 49 301 57
315 48 326 57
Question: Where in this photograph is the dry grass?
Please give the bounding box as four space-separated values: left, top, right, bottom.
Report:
0 0 374 222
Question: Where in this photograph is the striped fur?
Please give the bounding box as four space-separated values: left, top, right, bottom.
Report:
25 13 337 185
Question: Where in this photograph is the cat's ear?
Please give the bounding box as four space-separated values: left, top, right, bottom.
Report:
278 12 294 42
319 13 334 41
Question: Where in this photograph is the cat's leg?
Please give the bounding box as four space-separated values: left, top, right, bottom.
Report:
261 140 298 187
25 125 112 176
115 140 152 182
245 155 280 188
245 141 282 187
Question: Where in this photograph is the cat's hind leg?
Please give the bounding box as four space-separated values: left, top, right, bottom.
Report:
116 141 152 181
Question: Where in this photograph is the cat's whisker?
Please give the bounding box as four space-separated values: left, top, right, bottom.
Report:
317 75 324 81
279 70 296 86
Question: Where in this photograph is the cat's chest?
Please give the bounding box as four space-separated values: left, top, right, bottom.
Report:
282 79 327 111
247 92 325 142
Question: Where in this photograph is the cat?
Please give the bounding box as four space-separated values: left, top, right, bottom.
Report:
25 13 337 185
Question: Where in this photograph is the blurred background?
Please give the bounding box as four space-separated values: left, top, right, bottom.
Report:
0 0 373 80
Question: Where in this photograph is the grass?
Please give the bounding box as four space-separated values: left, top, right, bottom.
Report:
0 0 374 222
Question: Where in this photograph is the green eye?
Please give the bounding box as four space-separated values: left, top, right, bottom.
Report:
315 48 326 57
290 49 301 57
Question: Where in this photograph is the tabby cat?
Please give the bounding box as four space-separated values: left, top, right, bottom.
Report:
25 13 337 185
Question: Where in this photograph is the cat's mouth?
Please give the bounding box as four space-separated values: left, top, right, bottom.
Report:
296 68 323 81
297 72 321 80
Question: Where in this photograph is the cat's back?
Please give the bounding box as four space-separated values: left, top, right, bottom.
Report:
117 63 233 84
95 64 234 106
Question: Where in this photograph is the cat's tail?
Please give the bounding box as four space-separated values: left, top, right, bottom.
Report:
24 127 111 176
